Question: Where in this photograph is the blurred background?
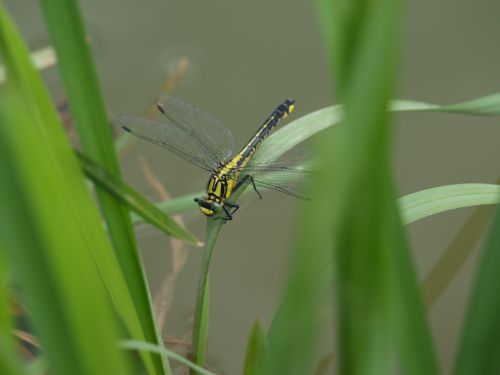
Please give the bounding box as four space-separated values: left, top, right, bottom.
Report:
5 0 500 373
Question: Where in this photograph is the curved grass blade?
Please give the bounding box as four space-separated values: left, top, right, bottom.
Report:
400 183 500 224
78 151 199 245
0 54 130 375
38 1 169 373
0 5 158 374
120 340 217 375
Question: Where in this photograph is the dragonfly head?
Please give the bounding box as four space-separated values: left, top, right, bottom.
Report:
194 197 216 217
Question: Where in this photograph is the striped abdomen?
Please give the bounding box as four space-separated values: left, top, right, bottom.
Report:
235 99 295 168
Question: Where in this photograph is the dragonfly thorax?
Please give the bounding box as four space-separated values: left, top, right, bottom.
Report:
194 169 241 219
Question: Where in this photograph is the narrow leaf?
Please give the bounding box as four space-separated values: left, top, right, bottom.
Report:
38 1 168 373
400 183 500 224
243 320 269 375
191 220 223 374
0 5 148 374
121 340 217 375
78 151 199 245
0 52 129 375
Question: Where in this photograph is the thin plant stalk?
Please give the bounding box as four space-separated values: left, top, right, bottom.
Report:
190 218 224 373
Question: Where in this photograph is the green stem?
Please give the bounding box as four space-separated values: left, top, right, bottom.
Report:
190 218 224 373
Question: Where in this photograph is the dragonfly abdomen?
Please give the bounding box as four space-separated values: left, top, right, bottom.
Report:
235 99 295 168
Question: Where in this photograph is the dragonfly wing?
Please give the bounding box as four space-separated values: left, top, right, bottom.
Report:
117 115 219 171
252 167 313 200
156 94 235 163
236 147 315 200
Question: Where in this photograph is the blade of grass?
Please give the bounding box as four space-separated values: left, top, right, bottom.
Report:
194 275 210 371
121 340 217 375
78 151 199 245
315 0 438 374
0 6 157 374
0 69 130 375
243 320 269 375
38 0 168 373
400 183 500 225
191 220 222 374
453 205 500 375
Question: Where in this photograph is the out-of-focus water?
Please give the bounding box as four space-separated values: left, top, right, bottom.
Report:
6 0 500 373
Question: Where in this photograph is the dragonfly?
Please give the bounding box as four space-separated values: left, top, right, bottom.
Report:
118 95 311 220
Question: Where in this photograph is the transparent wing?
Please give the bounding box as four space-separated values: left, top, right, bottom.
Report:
117 96 235 171
252 167 313 200
156 94 234 164
235 147 315 200
118 115 218 171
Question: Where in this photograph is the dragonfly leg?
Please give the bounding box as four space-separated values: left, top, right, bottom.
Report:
225 202 240 215
221 205 233 221
235 174 262 199
248 175 262 199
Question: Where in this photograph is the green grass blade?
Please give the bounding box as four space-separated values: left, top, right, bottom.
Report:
0 45 129 375
191 220 223 374
243 320 269 375
400 183 500 224
194 275 210 371
0 6 161 374
439 92 500 115
78 151 199 245
121 340 217 375
315 0 438 374
38 1 168 373
453 205 500 375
